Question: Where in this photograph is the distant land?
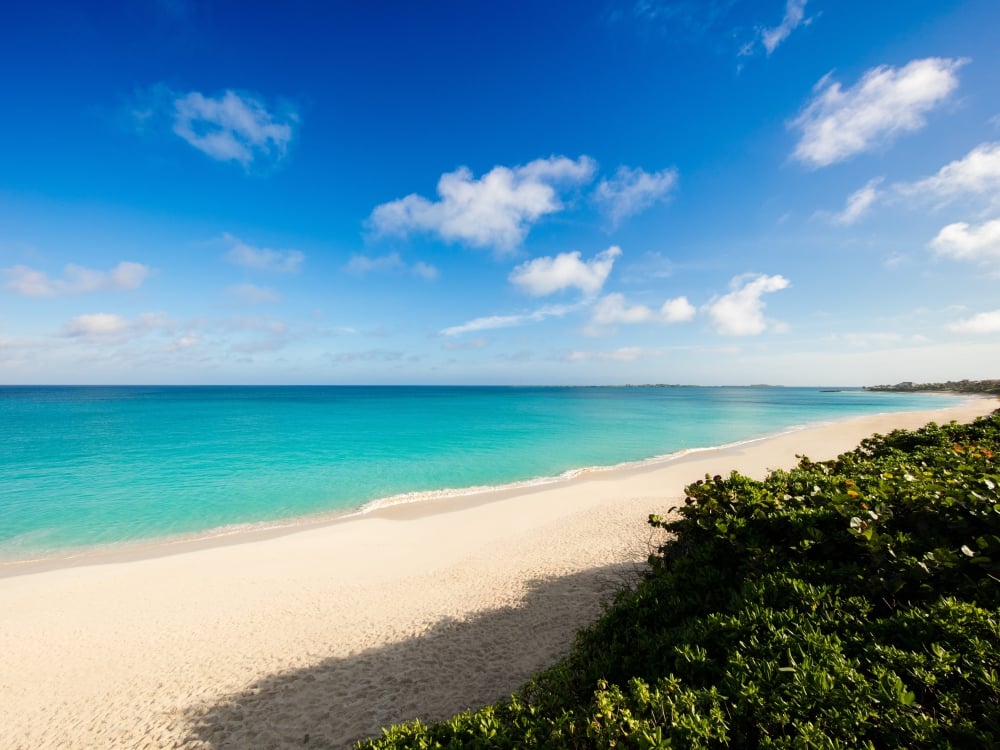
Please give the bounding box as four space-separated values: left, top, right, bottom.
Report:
865 379 1000 396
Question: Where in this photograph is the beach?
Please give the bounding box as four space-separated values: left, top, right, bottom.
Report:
0 399 993 749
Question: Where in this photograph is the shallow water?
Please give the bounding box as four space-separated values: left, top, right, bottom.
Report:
0 385 962 560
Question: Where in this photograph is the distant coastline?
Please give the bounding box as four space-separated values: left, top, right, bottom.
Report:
864 379 1000 396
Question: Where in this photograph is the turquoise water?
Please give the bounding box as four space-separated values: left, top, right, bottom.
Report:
0 386 964 561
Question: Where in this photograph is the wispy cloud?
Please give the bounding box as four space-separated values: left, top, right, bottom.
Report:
950 310 1000 334
2 261 151 297
760 0 809 55
331 349 409 364
509 246 620 297
411 261 439 281
593 166 678 226
368 156 596 254
929 219 1000 263
226 283 281 305
130 85 296 170
223 233 304 273
172 90 297 168
704 273 789 335
566 346 648 362
791 58 966 168
441 303 579 337
827 142 1000 223
344 252 439 280
895 142 1000 205
442 336 489 351
63 313 131 338
829 177 884 225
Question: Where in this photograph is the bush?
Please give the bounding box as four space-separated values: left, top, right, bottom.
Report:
359 411 1000 749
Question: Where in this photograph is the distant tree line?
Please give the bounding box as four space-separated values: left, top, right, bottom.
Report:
866 379 1000 395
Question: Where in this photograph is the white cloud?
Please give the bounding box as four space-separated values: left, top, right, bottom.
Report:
704 273 790 335
411 261 440 281
591 293 695 326
831 177 884 225
661 295 697 322
223 233 304 273
368 155 596 253
344 252 439 280
592 293 655 324
172 90 296 167
441 303 578 337
791 58 966 168
761 0 808 55
3 261 151 297
929 219 1000 262
345 252 405 274
63 313 130 337
593 166 678 225
895 142 1000 204
227 283 281 305
168 334 201 351
950 310 1000 334
509 246 620 297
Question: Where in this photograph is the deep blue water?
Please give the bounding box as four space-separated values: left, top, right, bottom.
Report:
0 385 963 560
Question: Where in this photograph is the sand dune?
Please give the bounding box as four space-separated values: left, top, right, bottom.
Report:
0 399 993 749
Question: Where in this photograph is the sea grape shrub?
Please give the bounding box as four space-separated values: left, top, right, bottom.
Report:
358 410 1000 749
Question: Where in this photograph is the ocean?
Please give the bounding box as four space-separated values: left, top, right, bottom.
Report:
0 385 964 562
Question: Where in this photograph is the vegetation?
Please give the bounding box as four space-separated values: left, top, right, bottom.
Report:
359 411 1000 749
866 379 1000 396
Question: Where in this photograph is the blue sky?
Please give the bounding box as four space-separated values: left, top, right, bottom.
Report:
1 0 999 385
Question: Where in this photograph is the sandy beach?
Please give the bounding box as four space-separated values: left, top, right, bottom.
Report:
0 399 993 750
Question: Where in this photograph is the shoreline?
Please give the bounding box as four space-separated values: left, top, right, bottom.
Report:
1 395 986 578
0 398 994 749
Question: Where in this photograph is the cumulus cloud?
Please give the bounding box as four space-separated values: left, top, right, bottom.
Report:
895 142 1000 204
3 261 151 297
661 296 697 322
929 219 1000 262
761 0 809 55
704 274 790 335
791 58 966 168
950 310 1000 334
592 293 655 324
441 303 578 337
344 252 439 280
223 233 304 273
172 90 296 167
831 177 884 225
593 166 678 226
509 246 620 297
227 283 281 305
591 293 695 326
368 155 596 253
63 313 131 337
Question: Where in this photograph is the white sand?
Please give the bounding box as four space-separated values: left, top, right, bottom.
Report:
0 399 993 749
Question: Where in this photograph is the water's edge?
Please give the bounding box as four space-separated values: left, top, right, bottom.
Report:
2 396 984 577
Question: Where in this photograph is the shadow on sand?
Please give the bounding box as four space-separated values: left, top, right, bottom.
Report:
182 562 640 749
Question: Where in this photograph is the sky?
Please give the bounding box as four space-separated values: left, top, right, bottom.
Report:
1 0 999 386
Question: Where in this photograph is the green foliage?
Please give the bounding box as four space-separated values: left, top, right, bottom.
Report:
866 379 1000 395
358 411 1000 749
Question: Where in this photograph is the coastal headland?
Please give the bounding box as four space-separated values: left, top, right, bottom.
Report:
0 399 993 749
